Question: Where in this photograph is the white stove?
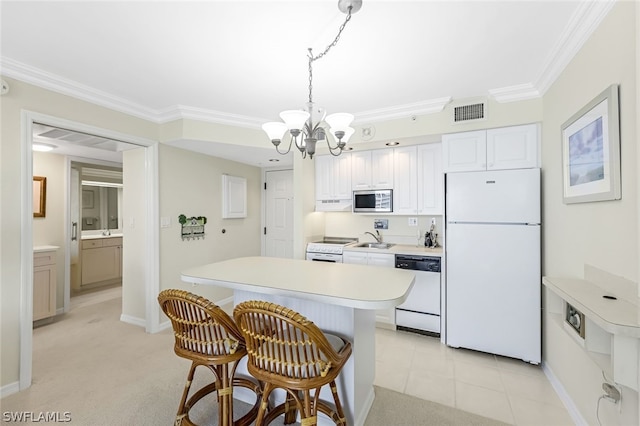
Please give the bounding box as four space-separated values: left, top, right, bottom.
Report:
306 237 357 263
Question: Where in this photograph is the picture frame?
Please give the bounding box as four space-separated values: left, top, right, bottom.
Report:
82 189 94 209
33 176 47 218
561 84 621 204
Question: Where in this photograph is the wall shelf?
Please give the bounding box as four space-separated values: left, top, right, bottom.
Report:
543 275 639 391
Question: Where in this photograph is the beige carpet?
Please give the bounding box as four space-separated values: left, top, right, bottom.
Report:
1 296 506 425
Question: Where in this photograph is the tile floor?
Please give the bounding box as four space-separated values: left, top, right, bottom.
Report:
374 327 575 425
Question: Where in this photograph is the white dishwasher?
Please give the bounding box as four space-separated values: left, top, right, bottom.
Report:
395 255 441 336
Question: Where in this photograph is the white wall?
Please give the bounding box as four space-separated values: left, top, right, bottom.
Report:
541 1 638 424
155 144 262 322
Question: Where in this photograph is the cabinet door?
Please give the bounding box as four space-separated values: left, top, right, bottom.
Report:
393 146 418 214
351 151 372 190
82 245 120 285
315 155 334 200
442 130 487 172
418 143 443 215
33 264 56 321
333 153 352 199
343 251 368 265
367 253 395 268
371 150 394 189
486 124 538 170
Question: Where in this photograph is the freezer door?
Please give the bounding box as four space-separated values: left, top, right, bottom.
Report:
446 168 540 224
445 223 541 364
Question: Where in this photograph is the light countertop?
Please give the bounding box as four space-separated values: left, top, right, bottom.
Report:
33 245 59 252
181 256 416 310
542 276 640 337
81 233 123 240
344 243 443 257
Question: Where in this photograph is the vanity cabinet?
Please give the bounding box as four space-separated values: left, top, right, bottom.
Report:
343 251 395 327
351 150 394 190
315 153 352 211
81 237 122 287
442 123 538 172
33 247 58 321
393 144 443 215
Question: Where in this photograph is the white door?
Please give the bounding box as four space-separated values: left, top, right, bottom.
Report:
265 170 293 258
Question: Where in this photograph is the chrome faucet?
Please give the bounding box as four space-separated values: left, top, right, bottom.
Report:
364 230 382 243
102 229 111 236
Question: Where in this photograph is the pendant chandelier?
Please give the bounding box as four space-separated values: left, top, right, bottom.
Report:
262 0 362 159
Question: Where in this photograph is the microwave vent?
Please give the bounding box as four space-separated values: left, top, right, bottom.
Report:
453 102 486 123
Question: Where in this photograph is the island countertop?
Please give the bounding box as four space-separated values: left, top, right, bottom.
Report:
181 256 415 310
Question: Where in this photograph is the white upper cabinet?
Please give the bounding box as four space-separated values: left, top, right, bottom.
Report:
443 124 539 172
417 143 443 215
393 146 419 215
442 130 487 172
486 124 539 170
351 150 394 190
315 153 352 211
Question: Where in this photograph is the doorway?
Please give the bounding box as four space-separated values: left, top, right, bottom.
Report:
21 111 159 390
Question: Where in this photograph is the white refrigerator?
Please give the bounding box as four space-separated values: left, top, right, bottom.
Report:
445 168 541 364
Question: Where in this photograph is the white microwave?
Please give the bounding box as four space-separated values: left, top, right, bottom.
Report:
353 189 393 213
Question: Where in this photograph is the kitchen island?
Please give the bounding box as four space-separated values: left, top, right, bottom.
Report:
181 256 415 426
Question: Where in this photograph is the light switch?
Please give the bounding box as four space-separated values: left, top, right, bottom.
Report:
160 217 171 228
408 217 418 226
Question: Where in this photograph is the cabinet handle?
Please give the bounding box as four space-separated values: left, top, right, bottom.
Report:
71 222 78 241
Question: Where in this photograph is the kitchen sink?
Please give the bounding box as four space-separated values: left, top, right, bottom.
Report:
355 242 395 249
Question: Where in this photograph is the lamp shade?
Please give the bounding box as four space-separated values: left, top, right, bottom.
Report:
279 110 310 131
262 122 288 141
331 126 355 143
325 113 354 131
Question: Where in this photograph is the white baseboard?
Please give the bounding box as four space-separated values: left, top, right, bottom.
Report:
119 314 146 328
1 381 20 399
157 320 171 332
542 362 587 426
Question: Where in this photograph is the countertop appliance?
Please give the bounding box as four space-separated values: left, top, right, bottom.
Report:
445 168 541 364
395 255 441 336
305 237 357 263
353 189 392 213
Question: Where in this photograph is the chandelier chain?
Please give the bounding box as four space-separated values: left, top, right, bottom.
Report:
308 6 353 103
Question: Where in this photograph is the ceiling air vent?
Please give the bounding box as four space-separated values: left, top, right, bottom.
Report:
453 102 486 124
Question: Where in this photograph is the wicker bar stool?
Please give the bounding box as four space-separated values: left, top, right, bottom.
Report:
233 300 352 426
158 289 261 426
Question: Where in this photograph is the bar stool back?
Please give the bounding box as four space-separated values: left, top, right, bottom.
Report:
233 300 352 426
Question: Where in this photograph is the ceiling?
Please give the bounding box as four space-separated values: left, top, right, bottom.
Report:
1 1 613 166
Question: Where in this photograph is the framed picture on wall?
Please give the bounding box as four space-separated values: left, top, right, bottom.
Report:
33 176 47 217
561 84 621 204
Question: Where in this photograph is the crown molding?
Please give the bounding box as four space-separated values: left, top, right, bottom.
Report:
156 105 263 128
487 0 615 104
354 96 453 124
489 83 541 103
0 56 160 122
533 0 616 96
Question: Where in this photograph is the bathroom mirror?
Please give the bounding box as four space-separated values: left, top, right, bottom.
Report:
81 183 121 231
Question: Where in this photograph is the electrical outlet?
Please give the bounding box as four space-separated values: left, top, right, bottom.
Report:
602 382 621 403
408 217 418 227
431 218 436 226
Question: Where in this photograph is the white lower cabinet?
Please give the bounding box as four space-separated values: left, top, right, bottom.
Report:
33 247 58 321
343 251 395 327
